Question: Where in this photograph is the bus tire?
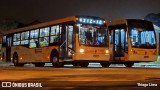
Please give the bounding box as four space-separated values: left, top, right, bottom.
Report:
124 62 134 67
80 62 89 67
100 62 110 67
13 55 24 66
35 63 45 67
51 53 63 67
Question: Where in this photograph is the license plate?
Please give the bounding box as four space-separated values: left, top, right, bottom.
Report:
144 56 149 58
93 55 99 57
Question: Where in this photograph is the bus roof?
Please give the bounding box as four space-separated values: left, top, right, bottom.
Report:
3 16 77 35
3 15 106 35
107 19 152 26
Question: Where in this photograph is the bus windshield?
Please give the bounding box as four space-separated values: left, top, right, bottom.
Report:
130 28 156 49
78 24 108 47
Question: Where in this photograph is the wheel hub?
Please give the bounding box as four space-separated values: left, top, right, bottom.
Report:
14 58 17 64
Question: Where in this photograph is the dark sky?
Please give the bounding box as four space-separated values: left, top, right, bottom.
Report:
0 0 160 24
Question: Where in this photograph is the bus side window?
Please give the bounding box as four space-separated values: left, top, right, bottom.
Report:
2 36 6 47
29 39 36 48
50 25 60 44
39 37 49 47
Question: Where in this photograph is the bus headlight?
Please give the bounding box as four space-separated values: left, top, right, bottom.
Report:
80 49 84 53
105 50 109 54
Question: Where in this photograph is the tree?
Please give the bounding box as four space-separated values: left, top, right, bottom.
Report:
0 18 19 33
144 13 160 27
0 18 28 34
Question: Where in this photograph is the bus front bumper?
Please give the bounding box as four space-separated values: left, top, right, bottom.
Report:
72 53 110 61
127 55 158 62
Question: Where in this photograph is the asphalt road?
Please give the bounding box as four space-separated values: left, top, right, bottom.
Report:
0 64 160 90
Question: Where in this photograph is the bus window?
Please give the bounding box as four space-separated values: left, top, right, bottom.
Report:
125 32 128 52
13 33 20 45
68 26 73 48
35 29 39 38
30 29 39 39
3 36 6 43
30 30 35 39
50 25 60 43
39 37 49 47
40 27 49 37
29 29 39 48
21 32 25 40
30 39 38 48
130 28 156 48
21 31 29 45
67 25 73 56
51 25 58 35
2 36 6 47
79 24 107 46
21 40 29 45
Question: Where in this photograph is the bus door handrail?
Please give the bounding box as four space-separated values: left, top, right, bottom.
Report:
60 40 66 47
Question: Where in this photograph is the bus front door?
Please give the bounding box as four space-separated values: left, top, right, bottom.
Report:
60 25 73 59
110 28 126 61
6 37 12 62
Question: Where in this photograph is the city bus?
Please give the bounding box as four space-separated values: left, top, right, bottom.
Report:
1 16 110 67
107 19 158 67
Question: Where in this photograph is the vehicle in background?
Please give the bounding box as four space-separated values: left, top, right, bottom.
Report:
107 19 158 67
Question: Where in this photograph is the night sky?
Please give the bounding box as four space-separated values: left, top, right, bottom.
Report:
0 0 160 24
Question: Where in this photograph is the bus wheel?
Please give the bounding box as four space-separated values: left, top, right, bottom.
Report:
124 62 134 67
51 55 63 67
13 56 24 66
100 62 110 67
80 62 89 67
35 63 45 67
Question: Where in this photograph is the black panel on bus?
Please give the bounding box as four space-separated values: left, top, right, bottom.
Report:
127 19 154 29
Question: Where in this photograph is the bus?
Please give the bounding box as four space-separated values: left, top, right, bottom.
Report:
1 16 110 67
107 19 158 67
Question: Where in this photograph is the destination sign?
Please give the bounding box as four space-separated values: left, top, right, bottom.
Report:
78 17 104 25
